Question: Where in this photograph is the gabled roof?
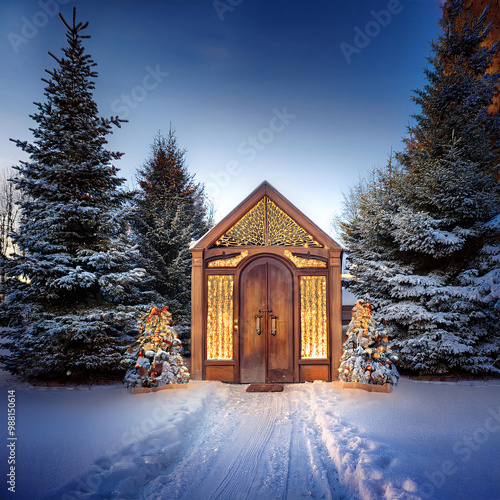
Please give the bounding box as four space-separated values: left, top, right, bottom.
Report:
192 181 342 250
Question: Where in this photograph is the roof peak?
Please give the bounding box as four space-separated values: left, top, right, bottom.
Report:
192 181 342 251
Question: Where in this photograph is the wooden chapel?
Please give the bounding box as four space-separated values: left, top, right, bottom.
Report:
189 181 343 383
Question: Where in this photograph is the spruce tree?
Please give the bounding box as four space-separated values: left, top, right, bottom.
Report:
131 130 212 321
401 1 500 171
0 9 155 381
338 1 500 375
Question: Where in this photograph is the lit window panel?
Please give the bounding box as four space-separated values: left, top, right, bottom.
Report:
300 276 327 358
206 275 234 360
208 250 248 268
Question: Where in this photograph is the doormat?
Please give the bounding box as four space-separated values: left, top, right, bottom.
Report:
246 384 284 392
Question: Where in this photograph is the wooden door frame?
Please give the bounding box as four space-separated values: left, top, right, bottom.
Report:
237 254 294 384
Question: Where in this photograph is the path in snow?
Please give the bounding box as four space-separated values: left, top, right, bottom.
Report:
56 383 352 500
141 384 350 500
8 378 499 500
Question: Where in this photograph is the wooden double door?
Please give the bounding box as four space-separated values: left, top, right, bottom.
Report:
240 257 294 383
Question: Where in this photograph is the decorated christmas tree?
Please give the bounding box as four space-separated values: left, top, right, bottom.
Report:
339 301 399 386
123 306 190 388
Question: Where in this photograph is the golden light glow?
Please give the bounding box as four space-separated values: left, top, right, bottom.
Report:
300 276 327 358
214 197 266 246
266 198 322 247
284 250 327 268
213 196 323 248
206 275 234 360
208 250 249 268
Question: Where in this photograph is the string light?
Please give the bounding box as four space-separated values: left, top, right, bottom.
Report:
206 275 234 360
300 276 327 358
284 250 326 268
208 250 249 268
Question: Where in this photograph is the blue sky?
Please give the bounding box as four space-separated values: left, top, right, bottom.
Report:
0 0 442 238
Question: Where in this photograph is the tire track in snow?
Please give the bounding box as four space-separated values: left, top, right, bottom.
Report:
56 383 356 500
148 385 289 500
285 386 353 500
307 382 419 500
208 392 281 500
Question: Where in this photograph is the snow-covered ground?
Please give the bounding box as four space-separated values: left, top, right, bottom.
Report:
0 374 499 500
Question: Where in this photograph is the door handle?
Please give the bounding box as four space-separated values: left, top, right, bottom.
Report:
271 315 277 336
255 314 263 335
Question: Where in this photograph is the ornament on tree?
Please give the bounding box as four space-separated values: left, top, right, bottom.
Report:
339 300 399 386
123 306 190 388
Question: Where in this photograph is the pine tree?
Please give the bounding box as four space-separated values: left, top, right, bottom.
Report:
443 0 500 116
337 1 500 375
0 9 155 381
131 130 212 321
401 1 500 172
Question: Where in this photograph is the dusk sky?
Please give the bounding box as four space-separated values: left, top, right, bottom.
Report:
0 0 442 239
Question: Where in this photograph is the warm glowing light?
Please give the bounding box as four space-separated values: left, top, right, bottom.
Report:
208 250 249 268
214 197 266 246
284 250 327 268
206 275 234 360
266 198 321 246
212 196 323 248
300 276 327 358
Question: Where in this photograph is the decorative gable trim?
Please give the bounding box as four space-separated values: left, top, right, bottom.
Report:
212 196 322 248
193 181 342 251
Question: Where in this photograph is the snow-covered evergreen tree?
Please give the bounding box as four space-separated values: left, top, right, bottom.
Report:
339 301 399 386
400 1 500 172
123 306 189 388
131 130 212 321
0 9 156 381
337 1 500 375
